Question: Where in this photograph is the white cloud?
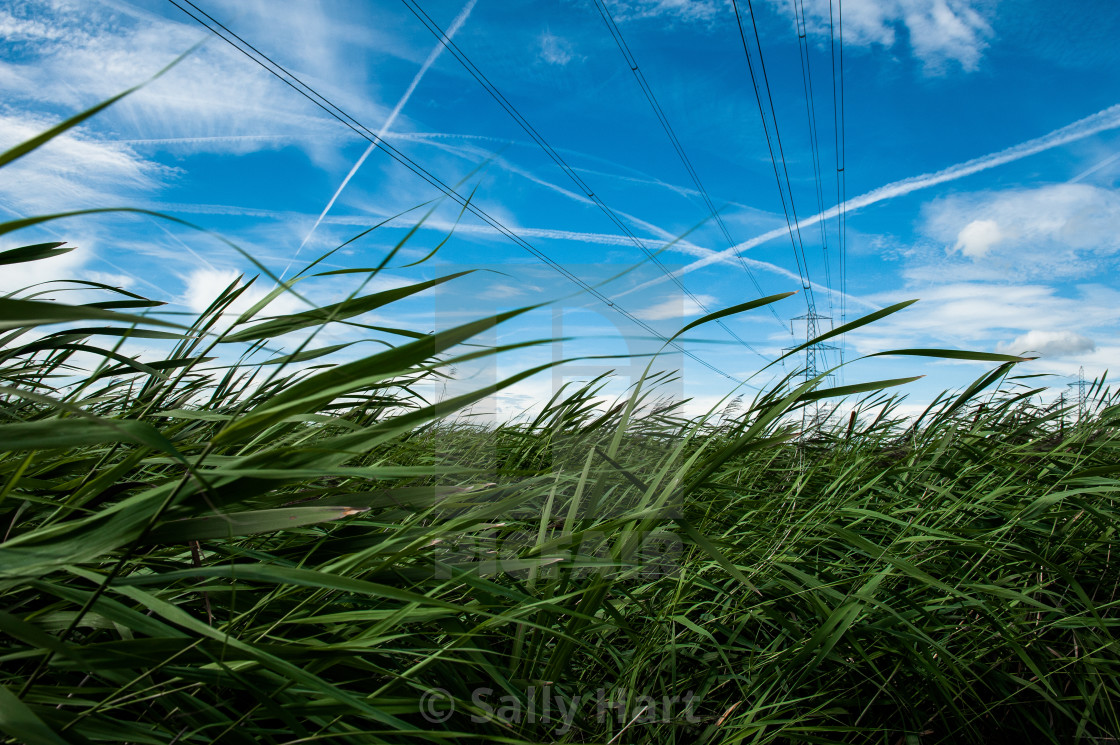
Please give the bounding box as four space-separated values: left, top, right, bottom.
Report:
0 111 171 214
634 292 717 321
180 267 308 323
539 31 575 66
0 6 73 42
182 267 257 317
0 0 373 160
996 330 1096 358
789 0 993 73
927 183 1120 277
845 282 1120 364
478 282 531 300
902 0 992 72
952 218 1002 258
0 237 134 296
179 267 421 333
605 0 729 25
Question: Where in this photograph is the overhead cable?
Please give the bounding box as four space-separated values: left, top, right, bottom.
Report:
401 0 769 360
167 0 755 385
591 0 787 332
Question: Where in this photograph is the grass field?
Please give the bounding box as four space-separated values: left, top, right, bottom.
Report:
2 94 1119 745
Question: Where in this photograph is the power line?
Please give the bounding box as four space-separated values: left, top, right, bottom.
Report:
590 0 787 332
828 0 848 366
166 0 754 386
792 0 834 325
730 0 815 307
1068 366 1087 420
400 0 768 361
790 0 842 401
732 0 842 424
731 0 834 395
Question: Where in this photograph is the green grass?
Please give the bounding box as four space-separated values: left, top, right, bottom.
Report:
1 92 1119 745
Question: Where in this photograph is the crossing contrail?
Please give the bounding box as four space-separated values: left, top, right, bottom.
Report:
281 0 477 278
617 102 1120 298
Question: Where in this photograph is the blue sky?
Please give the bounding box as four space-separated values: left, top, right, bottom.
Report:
3 0 1120 418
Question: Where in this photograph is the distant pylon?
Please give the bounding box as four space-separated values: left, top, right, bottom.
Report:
1067 366 1087 421
1057 390 1067 436
785 309 837 433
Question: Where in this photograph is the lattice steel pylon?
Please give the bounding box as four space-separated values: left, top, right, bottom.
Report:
1067 366 1088 421
785 303 837 435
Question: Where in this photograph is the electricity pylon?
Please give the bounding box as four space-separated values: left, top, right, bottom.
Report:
1067 366 1087 421
785 309 837 435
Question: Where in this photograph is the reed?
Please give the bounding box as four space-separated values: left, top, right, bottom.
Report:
0 92 1117 745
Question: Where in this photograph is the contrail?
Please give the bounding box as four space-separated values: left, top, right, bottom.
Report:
281 0 477 278
1070 149 1120 183
619 102 1120 297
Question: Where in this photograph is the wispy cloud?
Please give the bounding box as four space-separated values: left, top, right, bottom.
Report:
787 0 994 73
834 279 1120 394
0 112 171 215
605 0 729 25
539 30 575 66
609 0 993 71
0 235 134 297
849 281 1120 359
927 183 1120 278
477 282 533 300
634 292 717 321
0 0 377 160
